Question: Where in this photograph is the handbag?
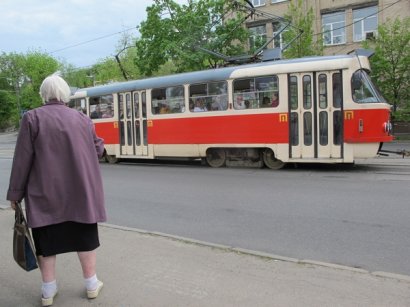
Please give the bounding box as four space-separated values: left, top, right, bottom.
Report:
13 201 38 271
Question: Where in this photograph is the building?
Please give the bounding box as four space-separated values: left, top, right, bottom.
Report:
245 0 410 55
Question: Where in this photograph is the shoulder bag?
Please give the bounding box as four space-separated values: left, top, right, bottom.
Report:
13 201 38 271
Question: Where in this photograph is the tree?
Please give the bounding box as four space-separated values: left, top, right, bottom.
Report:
0 51 59 128
363 17 410 119
282 0 323 59
20 51 60 110
135 0 249 76
0 89 17 130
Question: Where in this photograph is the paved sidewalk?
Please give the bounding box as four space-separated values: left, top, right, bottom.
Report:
0 208 409 307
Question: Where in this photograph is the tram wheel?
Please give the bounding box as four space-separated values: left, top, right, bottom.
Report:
106 155 119 164
206 148 226 168
263 149 285 170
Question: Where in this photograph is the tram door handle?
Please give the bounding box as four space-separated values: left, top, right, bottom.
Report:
358 119 364 133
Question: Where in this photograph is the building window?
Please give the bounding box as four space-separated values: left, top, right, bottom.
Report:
322 11 346 45
251 0 265 6
353 6 378 42
249 25 267 50
272 22 288 49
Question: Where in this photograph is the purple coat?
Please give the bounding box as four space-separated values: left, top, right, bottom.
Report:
7 101 107 228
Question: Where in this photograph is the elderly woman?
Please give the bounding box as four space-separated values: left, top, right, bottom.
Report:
7 74 106 306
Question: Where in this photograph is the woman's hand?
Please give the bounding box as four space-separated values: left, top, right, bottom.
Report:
10 201 17 210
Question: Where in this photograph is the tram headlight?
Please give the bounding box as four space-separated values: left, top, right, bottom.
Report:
383 121 392 134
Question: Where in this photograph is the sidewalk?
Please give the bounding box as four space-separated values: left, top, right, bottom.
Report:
1 208 409 307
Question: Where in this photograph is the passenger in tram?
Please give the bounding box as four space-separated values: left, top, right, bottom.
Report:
245 100 251 109
102 105 114 118
235 95 246 109
159 103 170 114
271 92 279 107
193 99 207 112
174 102 184 113
90 105 102 119
189 99 195 111
211 96 226 111
261 96 271 108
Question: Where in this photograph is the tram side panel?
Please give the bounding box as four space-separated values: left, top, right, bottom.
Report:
343 106 392 159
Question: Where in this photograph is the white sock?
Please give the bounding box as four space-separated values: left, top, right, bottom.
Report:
42 280 57 298
84 274 98 291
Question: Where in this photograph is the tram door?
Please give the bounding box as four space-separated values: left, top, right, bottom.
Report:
289 71 343 159
133 91 148 156
119 92 148 156
119 92 134 155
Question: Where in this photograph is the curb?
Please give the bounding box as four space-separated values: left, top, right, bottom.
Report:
100 223 410 283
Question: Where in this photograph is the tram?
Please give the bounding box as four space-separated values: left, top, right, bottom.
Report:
69 52 393 169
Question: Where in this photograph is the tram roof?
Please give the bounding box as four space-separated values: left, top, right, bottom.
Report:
82 54 363 97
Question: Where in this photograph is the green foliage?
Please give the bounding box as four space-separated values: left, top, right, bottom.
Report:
0 51 59 128
135 0 248 76
363 17 410 116
282 0 323 59
0 90 18 129
62 65 93 88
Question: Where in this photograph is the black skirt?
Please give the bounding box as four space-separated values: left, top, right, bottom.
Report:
32 221 100 257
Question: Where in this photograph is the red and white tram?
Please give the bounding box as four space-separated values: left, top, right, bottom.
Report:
69 52 393 169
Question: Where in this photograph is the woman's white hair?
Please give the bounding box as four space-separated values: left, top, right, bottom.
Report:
39 72 71 103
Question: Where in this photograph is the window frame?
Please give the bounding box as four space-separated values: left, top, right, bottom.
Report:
188 80 228 113
322 11 346 46
248 24 267 50
151 85 185 115
89 94 114 120
233 75 279 110
353 6 378 42
251 0 265 7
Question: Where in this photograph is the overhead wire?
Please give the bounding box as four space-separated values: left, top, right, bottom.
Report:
49 26 137 54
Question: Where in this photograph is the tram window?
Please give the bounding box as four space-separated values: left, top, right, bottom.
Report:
303 75 312 109
135 121 141 146
68 98 86 114
319 111 328 145
152 86 184 114
233 76 278 109
290 112 299 146
127 121 132 145
134 92 141 146
289 76 298 110
134 93 139 118
318 74 327 109
89 95 113 119
126 94 131 119
351 70 384 103
332 73 342 108
303 112 312 146
189 81 227 112
119 94 124 119
141 92 147 118
333 111 342 145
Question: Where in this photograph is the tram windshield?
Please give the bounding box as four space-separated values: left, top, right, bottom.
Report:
351 69 386 103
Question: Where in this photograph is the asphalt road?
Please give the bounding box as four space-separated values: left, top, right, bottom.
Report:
1 132 410 276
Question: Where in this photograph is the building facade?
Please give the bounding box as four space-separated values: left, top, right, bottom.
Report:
246 0 410 55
